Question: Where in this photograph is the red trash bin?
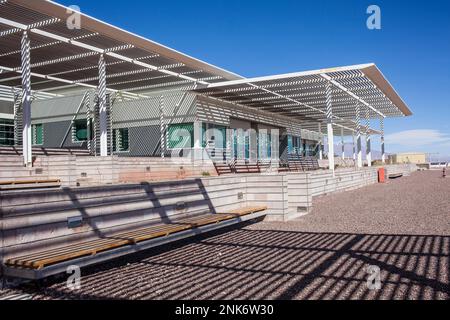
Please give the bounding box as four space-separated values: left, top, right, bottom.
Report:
378 168 386 183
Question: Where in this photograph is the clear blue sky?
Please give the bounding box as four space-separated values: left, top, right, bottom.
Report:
57 0 450 160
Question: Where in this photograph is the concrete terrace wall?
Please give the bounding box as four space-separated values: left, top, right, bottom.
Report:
0 164 417 272
1 175 247 262
0 155 217 186
245 174 288 220
385 164 417 177
247 164 416 222
246 169 379 222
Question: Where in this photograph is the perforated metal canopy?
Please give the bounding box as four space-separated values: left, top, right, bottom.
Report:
0 0 242 96
0 0 412 137
195 64 412 135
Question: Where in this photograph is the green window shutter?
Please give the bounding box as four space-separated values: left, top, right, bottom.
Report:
0 119 14 146
244 133 250 159
32 124 43 145
217 126 227 149
168 123 194 149
201 123 206 148
113 128 129 152
120 128 129 151
268 133 272 158
73 119 87 142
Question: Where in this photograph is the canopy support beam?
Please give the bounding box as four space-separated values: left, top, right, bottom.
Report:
352 133 356 161
365 106 372 167
159 95 166 158
341 127 345 160
356 103 363 168
380 117 386 164
320 73 385 118
325 81 335 174
318 123 323 160
21 31 32 167
0 16 208 86
98 54 108 157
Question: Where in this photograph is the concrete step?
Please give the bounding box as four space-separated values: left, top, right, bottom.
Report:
1 193 220 229
1 179 213 207
0 182 62 193
0 170 49 178
0 166 43 171
0 163 26 169
0 155 25 162
4 190 190 212
0 146 90 156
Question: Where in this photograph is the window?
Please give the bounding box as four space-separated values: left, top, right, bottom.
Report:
258 131 272 159
202 123 227 148
168 123 194 149
287 135 302 155
287 135 293 154
113 128 129 152
73 119 88 142
0 119 14 146
32 123 43 145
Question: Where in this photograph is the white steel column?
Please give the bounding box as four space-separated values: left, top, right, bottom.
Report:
325 81 334 172
159 95 166 158
193 121 203 161
352 133 356 161
21 31 32 167
98 54 108 157
341 127 345 160
365 107 372 167
380 117 386 164
318 123 323 160
356 103 363 168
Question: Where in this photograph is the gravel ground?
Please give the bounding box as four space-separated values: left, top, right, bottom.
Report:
1 170 449 300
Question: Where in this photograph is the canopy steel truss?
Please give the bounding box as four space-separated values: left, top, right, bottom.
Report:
0 0 411 169
195 64 411 169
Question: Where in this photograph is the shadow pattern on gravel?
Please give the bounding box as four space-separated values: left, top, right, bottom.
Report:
8 227 449 300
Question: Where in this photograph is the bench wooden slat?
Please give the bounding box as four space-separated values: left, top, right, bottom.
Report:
0 179 61 186
5 207 267 270
221 206 267 215
8 223 195 265
6 224 188 267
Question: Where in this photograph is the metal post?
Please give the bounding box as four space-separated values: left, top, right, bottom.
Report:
352 133 356 161
86 92 93 155
193 120 203 161
365 106 371 167
380 117 385 164
21 31 32 167
341 127 345 160
159 95 165 158
98 54 108 157
325 81 334 173
318 123 323 160
356 103 363 168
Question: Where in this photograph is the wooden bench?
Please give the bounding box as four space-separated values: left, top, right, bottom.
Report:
0 179 61 191
233 163 261 174
303 157 320 171
388 173 403 179
278 156 321 173
4 206 267 271
213 163 233 175
214 161 272 175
